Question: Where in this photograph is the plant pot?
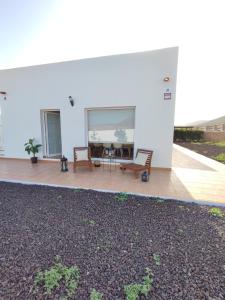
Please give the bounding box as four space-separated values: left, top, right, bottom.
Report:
94 160 101 167
31 157 38 164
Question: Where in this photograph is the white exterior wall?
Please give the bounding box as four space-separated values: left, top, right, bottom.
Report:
0 105 2 149
0 47 178 168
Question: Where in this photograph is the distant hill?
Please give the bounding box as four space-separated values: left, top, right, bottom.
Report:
185 120 208 127
196 115 225 127
182 116 225 128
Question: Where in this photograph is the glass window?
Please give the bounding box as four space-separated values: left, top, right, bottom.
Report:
88 108 135 143
87 108 135 159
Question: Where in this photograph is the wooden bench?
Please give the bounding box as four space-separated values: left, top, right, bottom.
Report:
73 147 93 172
120 148 153 178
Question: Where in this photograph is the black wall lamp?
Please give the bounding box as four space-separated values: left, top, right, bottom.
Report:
68 96 74 107
0 91 7 100
163 77 170 82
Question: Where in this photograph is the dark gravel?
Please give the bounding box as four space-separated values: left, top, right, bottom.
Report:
0 182 225 300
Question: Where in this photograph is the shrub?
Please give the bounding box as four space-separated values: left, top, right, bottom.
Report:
174 129 204 142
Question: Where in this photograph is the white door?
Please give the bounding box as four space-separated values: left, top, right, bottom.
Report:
44 111 62 157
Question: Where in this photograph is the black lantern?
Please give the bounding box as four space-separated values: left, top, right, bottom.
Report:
68 96 74 107
60 155 68 172
141 171 149 182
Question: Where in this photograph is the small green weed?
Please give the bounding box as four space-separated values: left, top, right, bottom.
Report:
73 188 81 193
178 205 190 212
176 228 184 234
97 239 111 252
124 268 153 300
115 192 128 202
82 218 96 225
33 256 80 298
178 205 185 210
155 199 164 203
153 254 161 266
209 207 224 218
133 230 140 242
124 283 141 300
90 288 103 300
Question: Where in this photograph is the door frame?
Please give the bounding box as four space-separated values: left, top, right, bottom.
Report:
40 109 62 158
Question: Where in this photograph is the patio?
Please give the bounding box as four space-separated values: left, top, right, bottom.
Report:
0 144 225 205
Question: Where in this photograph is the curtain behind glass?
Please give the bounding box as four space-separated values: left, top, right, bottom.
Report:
88 108 135 143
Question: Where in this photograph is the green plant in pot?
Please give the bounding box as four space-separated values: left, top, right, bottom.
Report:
24 138 42 163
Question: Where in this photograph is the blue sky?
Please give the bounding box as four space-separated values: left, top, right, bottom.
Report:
0 0 58 66
0 0 224 125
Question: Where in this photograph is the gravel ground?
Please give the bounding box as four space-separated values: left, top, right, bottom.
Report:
176 142 225 163
0 182 225 299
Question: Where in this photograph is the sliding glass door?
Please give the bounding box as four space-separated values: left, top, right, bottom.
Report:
42 111 62 158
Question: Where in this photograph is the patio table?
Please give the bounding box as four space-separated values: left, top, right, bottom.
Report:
102 154 117 172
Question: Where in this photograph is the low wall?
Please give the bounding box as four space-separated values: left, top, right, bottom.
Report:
203 131 225 142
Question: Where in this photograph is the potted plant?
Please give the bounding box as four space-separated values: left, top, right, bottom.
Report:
24 138 42 163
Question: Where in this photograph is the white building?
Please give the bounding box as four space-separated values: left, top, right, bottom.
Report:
0 107 3 150
0 47 178 168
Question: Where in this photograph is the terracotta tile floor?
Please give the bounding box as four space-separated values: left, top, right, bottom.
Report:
0 144 225 205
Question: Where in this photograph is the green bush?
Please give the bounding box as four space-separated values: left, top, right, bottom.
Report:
174 129 204 142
